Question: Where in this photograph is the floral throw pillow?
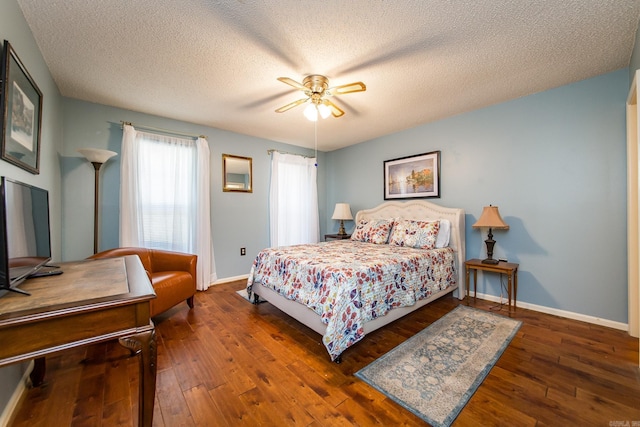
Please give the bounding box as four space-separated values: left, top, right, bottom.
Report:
350 219 394 244
389 219 440 249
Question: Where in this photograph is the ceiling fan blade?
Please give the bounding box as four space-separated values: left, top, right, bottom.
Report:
326 81 366 96
275 97 309 113
277 77 308 92
322 99 345 118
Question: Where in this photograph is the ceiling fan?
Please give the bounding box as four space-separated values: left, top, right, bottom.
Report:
275 74 366 119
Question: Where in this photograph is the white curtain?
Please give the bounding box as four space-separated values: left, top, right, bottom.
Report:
120 124 217 290
269 152 319 246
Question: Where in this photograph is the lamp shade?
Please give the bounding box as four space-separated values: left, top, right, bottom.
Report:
304 103 318 121
78 148 117 164
472 205 509 229
331 203 353 220
317 103 331 119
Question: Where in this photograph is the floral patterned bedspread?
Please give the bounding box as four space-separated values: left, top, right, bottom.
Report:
246 240 456 361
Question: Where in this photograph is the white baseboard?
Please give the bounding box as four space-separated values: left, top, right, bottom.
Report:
0 360 33 427
211 274 249 286
474 292 628 331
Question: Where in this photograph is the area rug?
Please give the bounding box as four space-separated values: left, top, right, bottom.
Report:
355 305 521 427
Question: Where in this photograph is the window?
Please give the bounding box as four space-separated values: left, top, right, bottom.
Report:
135 134 196 250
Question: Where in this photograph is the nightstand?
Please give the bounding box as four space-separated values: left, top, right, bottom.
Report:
464 258 519 311
325 233 351 241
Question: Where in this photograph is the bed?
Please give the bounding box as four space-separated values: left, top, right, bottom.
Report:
247 200 465 362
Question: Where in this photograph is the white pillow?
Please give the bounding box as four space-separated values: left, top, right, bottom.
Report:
435 219 451 248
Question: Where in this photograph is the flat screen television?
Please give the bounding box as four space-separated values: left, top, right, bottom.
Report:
0 177 52 295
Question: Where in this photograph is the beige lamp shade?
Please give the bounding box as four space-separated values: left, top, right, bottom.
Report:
78 148 117 164
332 203 353 236
331 203 353 220
472 205 509 229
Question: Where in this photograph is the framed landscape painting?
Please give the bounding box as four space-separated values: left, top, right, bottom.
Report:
1 40 43 174
384 151 440 199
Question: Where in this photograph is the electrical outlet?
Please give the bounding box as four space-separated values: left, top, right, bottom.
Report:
240 247 246 256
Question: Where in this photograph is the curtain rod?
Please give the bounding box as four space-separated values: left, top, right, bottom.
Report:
267 149 315 158
121 121 206 139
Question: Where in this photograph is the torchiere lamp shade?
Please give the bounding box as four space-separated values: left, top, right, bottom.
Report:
77 148 117 164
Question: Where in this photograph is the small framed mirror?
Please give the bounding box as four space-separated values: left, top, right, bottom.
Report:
223 154 252 193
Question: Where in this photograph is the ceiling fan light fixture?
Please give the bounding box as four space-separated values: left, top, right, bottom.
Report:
304 103 318 121
276 74 366 119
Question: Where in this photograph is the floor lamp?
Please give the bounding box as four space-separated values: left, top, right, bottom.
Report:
78 148 117 254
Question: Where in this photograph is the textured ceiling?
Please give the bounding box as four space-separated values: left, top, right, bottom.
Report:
16 0 640 151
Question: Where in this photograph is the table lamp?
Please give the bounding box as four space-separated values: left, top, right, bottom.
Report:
331 203 353 236
472 205 509 264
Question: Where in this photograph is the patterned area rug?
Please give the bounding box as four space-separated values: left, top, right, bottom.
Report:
355 305 521 427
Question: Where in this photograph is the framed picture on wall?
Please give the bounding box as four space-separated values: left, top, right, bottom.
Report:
384 151 441 199
0 40 43 174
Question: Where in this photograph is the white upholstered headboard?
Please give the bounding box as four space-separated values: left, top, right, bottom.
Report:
355 200 466 297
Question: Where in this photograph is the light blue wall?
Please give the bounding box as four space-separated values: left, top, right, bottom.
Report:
0 0 64 415
326 69 629 324
60 99 325 278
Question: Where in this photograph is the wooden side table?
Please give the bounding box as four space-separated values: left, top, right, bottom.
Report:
325 233 351 241
465 258 519 311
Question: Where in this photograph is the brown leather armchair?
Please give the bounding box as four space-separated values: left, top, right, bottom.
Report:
88 247 197 317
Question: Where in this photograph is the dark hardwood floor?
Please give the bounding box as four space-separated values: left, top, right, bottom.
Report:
11 280 640 426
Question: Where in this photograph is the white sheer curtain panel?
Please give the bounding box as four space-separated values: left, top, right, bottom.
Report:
120 124 216 290
194 136 217 289
269 151 319 247
120 124 141 245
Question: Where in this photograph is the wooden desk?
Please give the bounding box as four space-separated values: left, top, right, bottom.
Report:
465 258 519 311
0 256 157 427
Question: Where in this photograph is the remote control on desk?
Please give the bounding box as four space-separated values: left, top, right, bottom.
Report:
29 268 63 278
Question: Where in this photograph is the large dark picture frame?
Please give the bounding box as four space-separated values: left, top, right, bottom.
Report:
384 151 441 199
1 40 43 174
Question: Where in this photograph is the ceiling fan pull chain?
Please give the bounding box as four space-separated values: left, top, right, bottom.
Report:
314 119 318 167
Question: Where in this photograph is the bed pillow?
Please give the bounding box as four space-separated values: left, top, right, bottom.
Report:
435 219 451 248
389 219 440 249
350 219 394 244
